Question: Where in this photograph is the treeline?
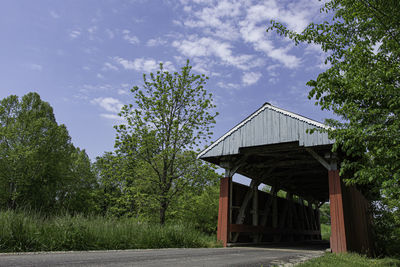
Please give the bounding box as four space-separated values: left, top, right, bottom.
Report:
0 62 220 234
0 92 96 213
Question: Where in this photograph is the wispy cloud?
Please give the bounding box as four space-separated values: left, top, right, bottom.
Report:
114 57 175 73
122 30 140 45
146 37 168 47
99 113 126 122
91 97 124 113
172 35 263 70
49 10 60 19
69 30 81 39
175 0 324 69
242 71 261 86
102 62 119 71
217 81 240 90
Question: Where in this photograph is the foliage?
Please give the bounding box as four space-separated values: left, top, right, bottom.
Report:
94 150 221 226
371 202 400 257
298 252 400 267
321 224 331 241
0 92 97 213
0 210 220 252
268 0 400 255
115 60 218 224
269 0 400 203
168 175 220 234
319 203 331 225
94 152 139 217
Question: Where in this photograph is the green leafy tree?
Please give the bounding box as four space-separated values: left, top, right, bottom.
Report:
269 0 400 203
115 61 218 224
0 92 97 214
94 152 133 217
0 92 73 211
60 148 98 214
268 0 400 254
169 162 220 233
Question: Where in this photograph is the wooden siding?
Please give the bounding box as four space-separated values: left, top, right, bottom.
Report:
342 185 374 255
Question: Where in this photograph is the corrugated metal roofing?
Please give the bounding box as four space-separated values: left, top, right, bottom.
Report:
198 103 333 159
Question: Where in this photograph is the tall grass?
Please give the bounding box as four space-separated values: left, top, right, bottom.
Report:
0 210 219 252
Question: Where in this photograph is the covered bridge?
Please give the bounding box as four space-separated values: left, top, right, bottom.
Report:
198 102 373 254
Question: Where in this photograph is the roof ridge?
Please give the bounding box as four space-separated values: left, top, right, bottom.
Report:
197 103 329 159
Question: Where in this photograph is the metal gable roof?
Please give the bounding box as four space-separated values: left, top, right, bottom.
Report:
198 102 333 159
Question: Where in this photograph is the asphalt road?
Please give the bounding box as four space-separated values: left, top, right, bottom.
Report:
0 247 325 267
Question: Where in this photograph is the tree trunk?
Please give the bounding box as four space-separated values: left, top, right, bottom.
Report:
159 200 167 225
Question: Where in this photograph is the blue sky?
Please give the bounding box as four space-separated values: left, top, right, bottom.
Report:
0 0 333 165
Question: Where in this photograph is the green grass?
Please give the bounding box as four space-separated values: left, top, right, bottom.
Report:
321 224 331 241
298 253 400 267
0 210 220 252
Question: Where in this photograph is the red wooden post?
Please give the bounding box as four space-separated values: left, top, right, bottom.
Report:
217 177 231 247
329 169 347 253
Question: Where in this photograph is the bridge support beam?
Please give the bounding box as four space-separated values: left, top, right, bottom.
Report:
328 169 347 253
217 176 231 247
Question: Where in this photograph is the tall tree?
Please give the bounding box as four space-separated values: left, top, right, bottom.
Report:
269 0 400 207
0 92 96 213
115 61 218 224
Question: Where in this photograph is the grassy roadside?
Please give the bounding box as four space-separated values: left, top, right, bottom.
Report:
0 210 220 252
298 253 400 267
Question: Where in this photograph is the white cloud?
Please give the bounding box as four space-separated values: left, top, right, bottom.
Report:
172 36 263 70
217 81 240 89
69 30 81 39
97 73 104 79
175 0 324 69
146 37 168 47
114 57 176 73
242 71 262 86
91 97 124 113
49 10 60 19
99 113 126 122
118 89 130 95
102 62 119 71
81 84 113 92
122 30 140 45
